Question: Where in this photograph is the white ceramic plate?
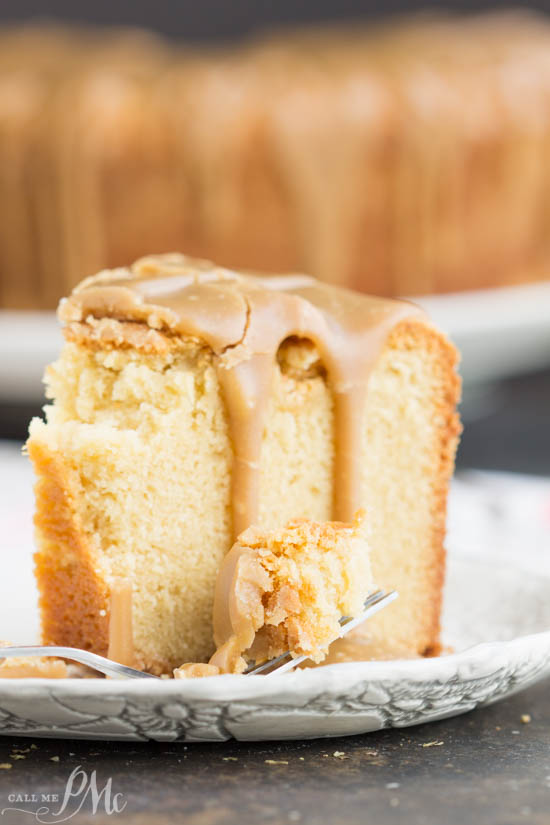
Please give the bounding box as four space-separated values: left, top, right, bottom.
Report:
0 553 548 742
2 280 550 402
1 445 549 742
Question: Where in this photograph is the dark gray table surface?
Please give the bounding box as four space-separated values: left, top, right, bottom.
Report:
0 369 549 824
0 680 548 825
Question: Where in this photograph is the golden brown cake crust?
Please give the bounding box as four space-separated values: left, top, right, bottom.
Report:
28 440 112 664
429 329 462 654
401 319 461 655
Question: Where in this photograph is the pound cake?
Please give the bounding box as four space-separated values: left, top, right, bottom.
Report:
27 253 460 674
175 512 374 677
3 11 550 309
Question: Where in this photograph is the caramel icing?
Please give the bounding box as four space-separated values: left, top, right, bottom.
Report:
174 662 221 679
107 578 135 668
60 253 422 536
208 539 272 674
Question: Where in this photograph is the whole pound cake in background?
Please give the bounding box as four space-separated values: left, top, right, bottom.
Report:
27 254 461 675
2 12 550 309
0 25 176 309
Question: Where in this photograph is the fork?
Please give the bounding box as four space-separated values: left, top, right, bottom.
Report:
245 588 398 675
0 589 397 680
0 647 160 680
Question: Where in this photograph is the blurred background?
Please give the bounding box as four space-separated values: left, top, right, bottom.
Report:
0 0 550 479
2 0 550 40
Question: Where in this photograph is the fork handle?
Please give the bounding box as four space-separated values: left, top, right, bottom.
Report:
0 646 159 679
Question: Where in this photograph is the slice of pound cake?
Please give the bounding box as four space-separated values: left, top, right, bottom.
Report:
27 253 461 674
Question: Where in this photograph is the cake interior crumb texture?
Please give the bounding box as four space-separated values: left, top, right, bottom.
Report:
28 306 460 674
236 516 373 664
214 513 374 674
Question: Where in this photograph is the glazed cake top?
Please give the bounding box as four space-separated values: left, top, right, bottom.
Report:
59 253 422 535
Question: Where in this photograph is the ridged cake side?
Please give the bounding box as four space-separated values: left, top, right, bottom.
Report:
3 13 550 308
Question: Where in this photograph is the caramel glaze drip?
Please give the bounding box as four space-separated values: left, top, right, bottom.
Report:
107 578 135 668
61 254 423 537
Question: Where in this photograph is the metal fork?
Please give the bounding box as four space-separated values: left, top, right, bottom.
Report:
0 589 397 680
0 646 160 680
246 588 398 675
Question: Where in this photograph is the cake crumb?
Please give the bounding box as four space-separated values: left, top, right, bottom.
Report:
222 757 238 761
421 741 444 748
50 756 60 762
30 745 37 750
10 755 25 761
265 759 288 765
333 751 348 759
298 757 305 761
386 782 400 789
520 714 531 724
0 764 12 770
207 512 373 674
511 730 520 735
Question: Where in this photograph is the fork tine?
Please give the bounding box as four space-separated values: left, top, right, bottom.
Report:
263 653 308 676
246 589 398 676
339 589 386 623
244 650 292 675
337 589 398 637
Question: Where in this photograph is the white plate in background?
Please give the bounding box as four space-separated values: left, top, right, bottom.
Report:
416 281 550 386
1 281 550 403
0 312 63 404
